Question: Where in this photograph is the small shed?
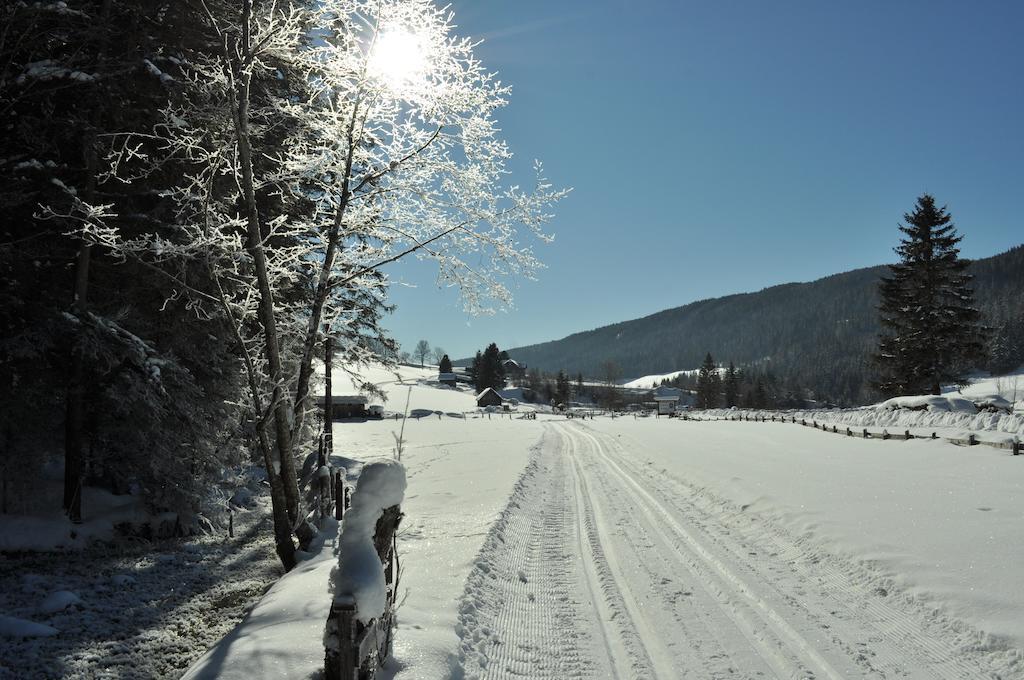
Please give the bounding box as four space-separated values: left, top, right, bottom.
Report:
651 385 682 416
315 394 368 419
438 372 458 387
476 387 504 408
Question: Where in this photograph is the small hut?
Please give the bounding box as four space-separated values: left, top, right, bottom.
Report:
315 394 369 419
476 387 504 408
438 372 458 387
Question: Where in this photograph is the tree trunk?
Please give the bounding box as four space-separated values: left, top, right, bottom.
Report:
63 244 89 523
324 335 333 457
232 0 301 528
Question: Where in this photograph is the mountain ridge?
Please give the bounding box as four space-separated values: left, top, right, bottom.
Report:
489 244 1024 405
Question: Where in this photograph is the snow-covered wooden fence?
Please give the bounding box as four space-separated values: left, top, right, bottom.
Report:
686 412 1022 455
325 462 405 680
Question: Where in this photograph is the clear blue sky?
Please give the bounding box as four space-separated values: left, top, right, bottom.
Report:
383 0 1024 365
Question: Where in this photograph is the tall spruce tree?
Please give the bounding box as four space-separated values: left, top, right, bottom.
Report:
723 362 740 408
874 195 986 396
696 353 719 409
439 354 453 373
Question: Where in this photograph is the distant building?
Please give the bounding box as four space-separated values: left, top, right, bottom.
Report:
438 372 458 387
476 387 504 408
651 385 682 416
503 359 527 382
315 394 368 419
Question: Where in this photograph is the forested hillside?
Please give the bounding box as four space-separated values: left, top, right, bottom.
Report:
504 245 1024 405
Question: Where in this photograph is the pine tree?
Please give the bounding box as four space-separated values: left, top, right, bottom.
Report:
874 194 986 396
723 362 739 408
696 353 719 409
475 343 506 392
439 354 453 373
555 370 571 407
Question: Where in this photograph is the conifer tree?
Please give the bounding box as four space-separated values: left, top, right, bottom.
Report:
723 362 740 408
874 194 986 396
555 370 571 406
439 354 453 373
696 353 720 409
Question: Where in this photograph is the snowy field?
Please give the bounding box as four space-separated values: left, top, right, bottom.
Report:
187 365 1023 680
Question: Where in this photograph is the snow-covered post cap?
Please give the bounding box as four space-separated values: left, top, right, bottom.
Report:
334 460 407 624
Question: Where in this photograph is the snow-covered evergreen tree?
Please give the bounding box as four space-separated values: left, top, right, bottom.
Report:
874 194 986 396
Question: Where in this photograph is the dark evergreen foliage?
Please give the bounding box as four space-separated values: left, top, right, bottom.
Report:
472 343 506 392
695 353 720 409
874 195 986 396
439 354 453 373
723 362 740 408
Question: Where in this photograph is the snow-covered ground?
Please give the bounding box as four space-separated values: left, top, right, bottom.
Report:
185 363 1024 680
0 497 281 679
622 369 695 389
184 364 544 679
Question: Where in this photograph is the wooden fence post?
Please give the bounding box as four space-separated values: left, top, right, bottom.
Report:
334 472 345 521
905 430 912 440
882 430 890 440
968 434 977 446
1013 439 1021 456
863 428 870 439
324 600 357 680
846 427 852 437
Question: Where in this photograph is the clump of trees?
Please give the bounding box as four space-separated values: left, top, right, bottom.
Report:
874 195 986 396
470 343 506 392
1 0 564 569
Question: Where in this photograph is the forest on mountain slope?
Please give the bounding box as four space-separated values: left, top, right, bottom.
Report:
502 245 1024 405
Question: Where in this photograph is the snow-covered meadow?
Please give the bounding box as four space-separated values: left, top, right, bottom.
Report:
186 365 1023 679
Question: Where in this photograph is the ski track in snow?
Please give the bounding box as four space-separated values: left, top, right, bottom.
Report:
453 420 1017 680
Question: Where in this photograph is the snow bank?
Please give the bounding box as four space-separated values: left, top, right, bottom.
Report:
39 591 81 614
0 486 147 551
0 615 58 638
334 460 406 625
879 395 977 412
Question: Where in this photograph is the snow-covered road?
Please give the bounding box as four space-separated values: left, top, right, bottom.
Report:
455 420 1013 679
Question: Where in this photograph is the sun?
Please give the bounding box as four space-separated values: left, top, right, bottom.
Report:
368 27 429 92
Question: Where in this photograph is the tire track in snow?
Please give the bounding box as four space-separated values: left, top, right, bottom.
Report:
451 434 594 680
574 422 1015 679
568 424 838 679
564 429 667 679
639 449 1013 679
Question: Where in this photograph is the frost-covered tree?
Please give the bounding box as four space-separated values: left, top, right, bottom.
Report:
83 0 563 568
874 195 986 396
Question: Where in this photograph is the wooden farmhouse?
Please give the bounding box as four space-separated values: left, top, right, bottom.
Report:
502 359 527 383
476 387 504 408
315 394 369 419
438 372 458 387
